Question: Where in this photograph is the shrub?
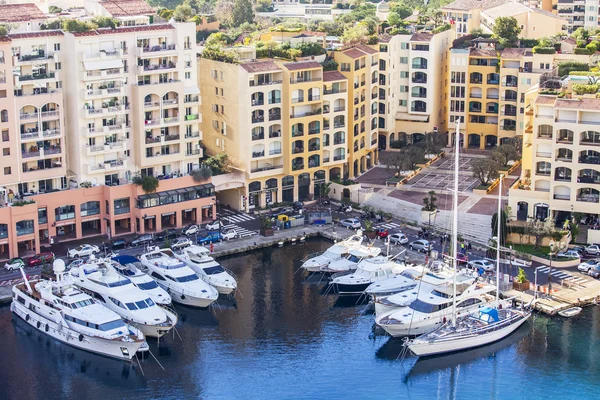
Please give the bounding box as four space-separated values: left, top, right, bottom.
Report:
572 83 599 95
519 38 539 48
432 24 451 34
574 47 594 55
132 175 160 194
367 36 379 45
191 166 213 182
12 200 35 207
321 59 338 71
48 6 62 13
80 181 92 188
558 61 589 76
532 46 555 54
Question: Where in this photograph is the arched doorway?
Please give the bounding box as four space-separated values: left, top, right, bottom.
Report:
313 170 326 198
485 135 497 148
534 203 549 221
282 176 294 203
353 159 359 177
379 134 387 150
468 134 481 148
248 181 261 209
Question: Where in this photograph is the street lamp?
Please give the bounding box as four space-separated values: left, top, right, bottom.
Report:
548 241 554 294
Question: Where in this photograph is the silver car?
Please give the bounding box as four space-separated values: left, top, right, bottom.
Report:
340 218 362 229
409 239 432 252
389 233 408 245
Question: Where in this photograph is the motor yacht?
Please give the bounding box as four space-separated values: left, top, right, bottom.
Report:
301 232 364 273
320 246 381 274
10 260 146 361
140 247 219 308
375 277 498 337
330 256 412 295
174 245 237 295
365 266 423 299
111 255 172 306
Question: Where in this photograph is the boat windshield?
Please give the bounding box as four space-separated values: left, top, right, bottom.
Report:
70 299 93 309
431 289 452 299
354 269 372 278
116 267 136 276
347 255 360 263
203 265 225 275
409 299 451 313
99 319 127 331
137 280 159 290
175 274 199 283
89 278 132 288
125 298 156 310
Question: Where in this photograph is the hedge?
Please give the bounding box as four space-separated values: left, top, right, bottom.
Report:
558 61 589 76
532 46 555 54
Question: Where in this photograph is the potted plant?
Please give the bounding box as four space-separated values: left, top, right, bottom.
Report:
421 190 438 225
259 215 274 237
513 267 530 291
364 219 376 239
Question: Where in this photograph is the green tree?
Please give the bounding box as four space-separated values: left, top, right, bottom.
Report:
0 25 7 37
340 23 369 47
492 140 521 167
295 41 325 56
423 191 438 211
472 158 500 186
215 0 234 27
92 16 121 29
62 20 94 33
470 27 484 36
491 209 509 245
232 0 254 27
132 175 160 193
173 3 195 22
256 0 273 12
492 16 521 48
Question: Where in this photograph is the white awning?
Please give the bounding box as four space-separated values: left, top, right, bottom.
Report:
395 112 429 122
83 59 123 71
184 86 200 94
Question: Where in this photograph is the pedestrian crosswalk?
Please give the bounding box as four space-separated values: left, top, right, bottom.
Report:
375 222 401 231
222 223 257 238
536 266 588 284
219 209 257 224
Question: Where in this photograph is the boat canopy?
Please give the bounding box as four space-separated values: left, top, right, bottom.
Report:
112 255 140 265
349 247 381 258
478 307 500 323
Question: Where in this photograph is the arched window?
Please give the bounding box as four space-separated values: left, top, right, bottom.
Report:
0 109 8 123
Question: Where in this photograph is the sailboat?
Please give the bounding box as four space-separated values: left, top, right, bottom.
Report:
406 122 531 357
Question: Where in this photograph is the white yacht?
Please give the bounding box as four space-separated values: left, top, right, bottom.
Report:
10 261 146 361
140 247 219 308
301 232 364 273
330 256 412 295
365 266 423 299
68 259 177 338
375 278 498 337
174 245 237 295
320 246 381 274
111 255 172 306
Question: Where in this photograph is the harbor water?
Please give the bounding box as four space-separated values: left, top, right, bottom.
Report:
1 238 599 400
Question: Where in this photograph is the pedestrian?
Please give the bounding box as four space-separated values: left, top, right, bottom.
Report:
467 241 472 251
478 266 484 277
209 243 214 253
460 242 465 255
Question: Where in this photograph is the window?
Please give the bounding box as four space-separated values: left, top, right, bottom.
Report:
185 72 191 79
399 100 407 106
215 87 218 95
2 148 8 156
4 166 10 175
1 130 7 142
400 71 408 78
401 43 408 50
220 88 223 96
55 62 61 70
400 86 408 92
54 43 60 51
399 57 408 64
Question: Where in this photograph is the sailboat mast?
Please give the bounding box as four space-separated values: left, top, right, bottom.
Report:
451 120 460 326
496 174 503 306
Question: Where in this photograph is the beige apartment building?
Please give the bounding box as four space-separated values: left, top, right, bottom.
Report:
508 79 600 243
448 41 593 148
199 55 351 211
0 3 214 260
377 30 453 149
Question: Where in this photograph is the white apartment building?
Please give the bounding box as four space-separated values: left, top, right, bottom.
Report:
63 22 202 186
555 0 600 32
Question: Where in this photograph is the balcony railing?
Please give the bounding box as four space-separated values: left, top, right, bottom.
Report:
252 116 264 123
250 80 282 87
324 89 347 95
269 149 282 155
412 63 427 69
185 131 201 138
291 110 320 119
269 112 281 121
22 150 40 158
186 149 202 156
251 164 283 173
141 44 177 53
536 170 551 176
18 72 56 82
269 131 281 138
252 134 265 141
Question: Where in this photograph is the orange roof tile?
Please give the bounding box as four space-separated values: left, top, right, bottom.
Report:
355 44 378 55
0 4 46 22
241 61 281 73
342 49 365 59
323 71 347 82
284 61 321 71
99 0 156 17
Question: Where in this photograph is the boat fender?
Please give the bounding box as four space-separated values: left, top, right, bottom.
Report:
37 321 41 329
443 317 446 324
181 294 186 300
79 334 84 342
25 314 30 322
498 303 503 310
45 325 49 333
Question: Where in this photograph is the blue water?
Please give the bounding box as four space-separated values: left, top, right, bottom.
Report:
1 239 600 400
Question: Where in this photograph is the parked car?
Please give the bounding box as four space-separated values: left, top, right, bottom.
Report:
27 252 55 267
557 250 582 260
130 234 154 247
171 237 192 250
293 201 303 211
456 253 469 264
66 259 85 271
197 231 222 245
409 240 433 253
588 265 600 279
110 239 128 251
389 233 408 245
466 259 495 272
221 228 239 241
182 224 200 236
68 244 100 259
375 228 389 239
4 257 25 271
205 220 224 231
156 228 180 241
585 244 600 255
340 218 362 229
578 259 600 273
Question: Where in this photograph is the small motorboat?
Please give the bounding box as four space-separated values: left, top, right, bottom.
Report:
558 307 582 318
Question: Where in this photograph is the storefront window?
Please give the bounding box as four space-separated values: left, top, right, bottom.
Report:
38 208 47 224
136 184 214 208
80 201 100 216
114 198 130 215
16 220 34 236
0 223 7 238
55 205 75 221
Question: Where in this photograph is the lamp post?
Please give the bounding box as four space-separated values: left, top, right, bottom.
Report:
548 241 554 294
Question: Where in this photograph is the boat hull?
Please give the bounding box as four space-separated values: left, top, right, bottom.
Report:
333 282 371 295
11 301 144 361
408 313 531 357
129 308 178 338
169 288 217 308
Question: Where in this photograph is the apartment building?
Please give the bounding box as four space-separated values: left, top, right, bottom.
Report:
448 42 593 148
508 81 600 242
333 45 379 178
199 57 350 210
442 0 566 38
553 0 599 32
0 3 214 260
377 30 453 149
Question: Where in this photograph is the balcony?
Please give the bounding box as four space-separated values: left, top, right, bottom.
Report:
83 86 124 99
185 114 200 121
291 110 320 119
22 150 40 158
412 63 427 69
324 88 347 95
186 149 202 156
292 162 305 171
86 124 127 137
554 175 572 182
82 48 124 60
372 93 377 99
252 134 265 141
16 72 56 84
14 52 54 65
269 112 281 121
137 44 177 56
501 96 517 102
146 150 180 158
139 62 177 74
250 80 282 87
252 116 264 123
250 164 283 174
84 69 122 80
185 131 201 139
84 105 128 117
88 159 125 174
501 109 517 117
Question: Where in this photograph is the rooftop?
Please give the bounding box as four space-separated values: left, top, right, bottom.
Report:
99 0 156 17
342 48 367 59
501 48 530 59
0 3 46 22
284 61 321 71
8 30 64 40
355 44 378 55
410 32 433 43
555 97 600 111
323 70 347 82
442 0 512 11
470 48 498 57
378 33 393 43
240 60 281 73
535 95 557 105
483 2 562 20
